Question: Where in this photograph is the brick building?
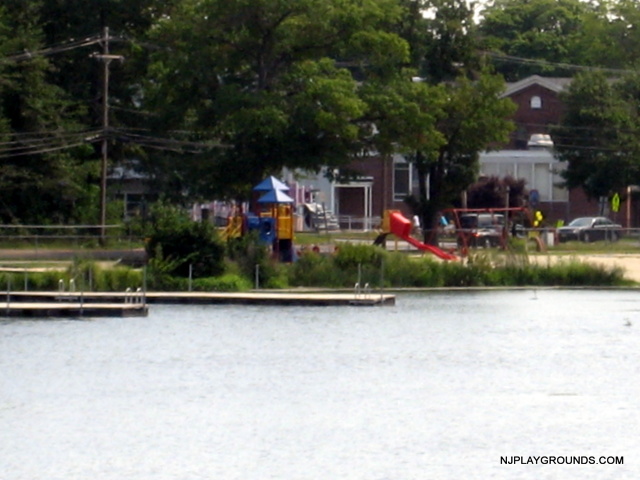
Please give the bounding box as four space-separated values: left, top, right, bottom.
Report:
295 75 638 229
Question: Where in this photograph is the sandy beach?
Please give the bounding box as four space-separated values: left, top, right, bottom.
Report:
531 253 640 283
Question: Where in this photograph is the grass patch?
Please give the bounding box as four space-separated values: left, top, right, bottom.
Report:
0 241 633 292
294 231 378 246
549 237 640 254
285 245 629 289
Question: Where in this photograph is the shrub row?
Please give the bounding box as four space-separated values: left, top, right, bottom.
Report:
1 244 629 293
286 244 629 289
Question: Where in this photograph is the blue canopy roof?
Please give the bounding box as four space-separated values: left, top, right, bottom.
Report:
253 176 290 192
257 189 294 204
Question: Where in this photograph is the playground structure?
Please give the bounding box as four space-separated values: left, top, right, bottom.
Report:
222 176 296 261
442 207 544 254
220 179 543 262
376 210 458 261
376 207 545 259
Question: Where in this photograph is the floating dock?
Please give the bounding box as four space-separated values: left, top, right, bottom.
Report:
7 291 395 308
0 301 148 317
143 291 396 306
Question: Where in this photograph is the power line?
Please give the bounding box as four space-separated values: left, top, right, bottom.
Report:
0 140 98 159
0 129 101 147
484 51 637 75
0 34 104 63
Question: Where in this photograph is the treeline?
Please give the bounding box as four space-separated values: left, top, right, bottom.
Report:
1 0 639 229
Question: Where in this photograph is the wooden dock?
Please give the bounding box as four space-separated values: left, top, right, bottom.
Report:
0 301 148 318
142 291 396 306
5 290 395 312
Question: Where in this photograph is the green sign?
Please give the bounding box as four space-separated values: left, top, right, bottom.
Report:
611 193 620 213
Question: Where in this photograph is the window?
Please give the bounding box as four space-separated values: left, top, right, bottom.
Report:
393 158 411 201
530 95 542 109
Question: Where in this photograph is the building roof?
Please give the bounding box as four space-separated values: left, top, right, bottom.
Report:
253 175 290 192
257 189 294 203
479 149 560 164
502 75 572 98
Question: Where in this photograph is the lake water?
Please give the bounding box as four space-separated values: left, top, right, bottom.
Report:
1 290 638 480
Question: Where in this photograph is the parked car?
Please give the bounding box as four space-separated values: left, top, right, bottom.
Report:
457 213 505 248
557 217 622 243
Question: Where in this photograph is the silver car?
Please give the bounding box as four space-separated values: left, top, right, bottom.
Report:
557 217 622 243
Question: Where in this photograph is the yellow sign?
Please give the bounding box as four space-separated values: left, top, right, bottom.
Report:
611 193 620 213
533 210 544 227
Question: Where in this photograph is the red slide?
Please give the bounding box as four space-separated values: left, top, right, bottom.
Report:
389 212 458 261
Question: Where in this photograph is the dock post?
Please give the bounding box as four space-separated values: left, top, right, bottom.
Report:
255 264 260 290
379 258 384 302
188 264 193 292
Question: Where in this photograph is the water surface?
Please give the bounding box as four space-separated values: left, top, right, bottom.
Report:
1 290 638 479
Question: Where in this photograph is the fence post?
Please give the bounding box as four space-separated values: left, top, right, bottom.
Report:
143 266 147 295
6 278 10 316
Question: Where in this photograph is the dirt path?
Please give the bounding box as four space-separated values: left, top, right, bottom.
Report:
531 254 640 283
0 248 145 262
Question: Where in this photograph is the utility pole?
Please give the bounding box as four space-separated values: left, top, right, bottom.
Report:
92 27 123 243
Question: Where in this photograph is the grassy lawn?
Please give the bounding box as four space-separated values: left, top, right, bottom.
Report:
0 237 144 250
546 236 640 254
294 230 379 245
0 230 638 262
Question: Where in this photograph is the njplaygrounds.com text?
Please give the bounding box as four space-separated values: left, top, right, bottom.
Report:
501 456 623 465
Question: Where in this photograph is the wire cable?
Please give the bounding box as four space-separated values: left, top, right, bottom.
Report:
484 51 637 75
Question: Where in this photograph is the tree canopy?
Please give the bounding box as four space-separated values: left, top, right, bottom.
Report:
3 0 639 226
142 0 406 200
552 71 640 199
478 0 640 80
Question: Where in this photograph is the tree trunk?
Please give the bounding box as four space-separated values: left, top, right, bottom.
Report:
425 153 446 246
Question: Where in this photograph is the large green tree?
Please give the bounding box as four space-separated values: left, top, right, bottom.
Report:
376 0 515 242
0 1 181 224
478 0 595 81
552 71 640 199
142 0 403 201
0 1 96 224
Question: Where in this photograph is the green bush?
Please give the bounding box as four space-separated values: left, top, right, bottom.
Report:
285 248 628 289
225 232 288 288
289 251 345 287
145 202 225 278
334 243 385 270
192 274 252 292
382 253 443 287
